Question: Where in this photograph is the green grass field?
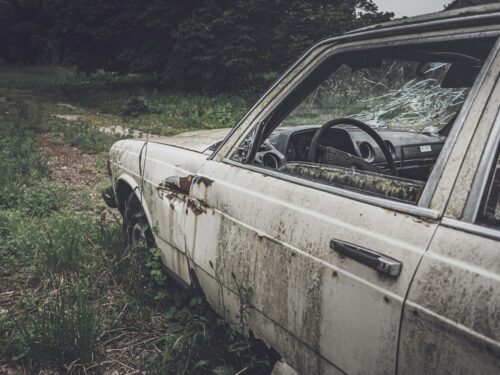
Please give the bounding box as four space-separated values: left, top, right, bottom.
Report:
0 67 273 374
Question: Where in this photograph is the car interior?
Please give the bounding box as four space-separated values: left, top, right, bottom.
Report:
231 38 496 204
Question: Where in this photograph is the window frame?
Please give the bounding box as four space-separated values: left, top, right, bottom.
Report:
459 109 500 235
220 31 500 220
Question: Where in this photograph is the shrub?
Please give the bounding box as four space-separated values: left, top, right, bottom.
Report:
121 95 152 117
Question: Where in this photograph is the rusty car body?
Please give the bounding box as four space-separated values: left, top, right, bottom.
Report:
104 4 500 374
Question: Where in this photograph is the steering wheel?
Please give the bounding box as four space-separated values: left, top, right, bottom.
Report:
307 117 397 176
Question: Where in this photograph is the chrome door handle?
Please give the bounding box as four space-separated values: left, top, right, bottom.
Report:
330 239 402 277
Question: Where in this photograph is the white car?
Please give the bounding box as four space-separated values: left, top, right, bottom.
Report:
104 4 500 374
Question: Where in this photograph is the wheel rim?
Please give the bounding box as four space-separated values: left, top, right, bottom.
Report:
131 222 144 248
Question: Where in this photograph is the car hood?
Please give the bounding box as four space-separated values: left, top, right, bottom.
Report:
144 128 232 153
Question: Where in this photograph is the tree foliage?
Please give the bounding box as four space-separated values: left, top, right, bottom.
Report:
444 0 498 10
0 0 393 91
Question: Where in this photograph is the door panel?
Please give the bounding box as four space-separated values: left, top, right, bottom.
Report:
187 159 438 374
398 225 500 374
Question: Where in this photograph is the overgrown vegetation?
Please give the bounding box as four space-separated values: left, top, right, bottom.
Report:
0 66 250 138
0 94 275 373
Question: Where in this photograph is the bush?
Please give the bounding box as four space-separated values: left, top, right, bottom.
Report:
121 95 152 117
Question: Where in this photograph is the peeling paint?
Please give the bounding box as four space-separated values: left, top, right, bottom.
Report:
158 174 193 195
193 175 214 187
187 198 208 215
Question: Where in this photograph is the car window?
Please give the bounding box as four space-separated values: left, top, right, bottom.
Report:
230 39 496 205
477 143 500 229
283 61 465 133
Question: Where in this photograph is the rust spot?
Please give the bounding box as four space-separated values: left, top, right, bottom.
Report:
187 198 208 215
158 175 193 195
194 176 214 187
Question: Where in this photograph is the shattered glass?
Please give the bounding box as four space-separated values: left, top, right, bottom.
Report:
283 60 469 133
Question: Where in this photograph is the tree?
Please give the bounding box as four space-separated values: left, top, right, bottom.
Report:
164 0 393 91
444 0 498 10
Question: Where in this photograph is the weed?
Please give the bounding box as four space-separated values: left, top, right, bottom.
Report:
95 158 105 171
0 210 41 269
17 279 99 369
0 312 25 363
0 182 64 216
23 182 66 217
35 214 93 275
232 272 254 336
145 248 168 302
52 121 122 154
157 309 273 375
97 211 124 257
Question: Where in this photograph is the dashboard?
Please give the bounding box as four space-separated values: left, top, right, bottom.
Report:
254 125 445 181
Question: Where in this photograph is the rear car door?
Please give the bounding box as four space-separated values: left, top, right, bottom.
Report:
398 110 500 373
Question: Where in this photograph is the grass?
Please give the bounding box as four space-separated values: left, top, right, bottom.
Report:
0 65 252 139
0 70 274 374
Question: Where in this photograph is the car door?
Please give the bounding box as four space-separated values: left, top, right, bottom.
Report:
398 100 500 375
185 159 439 374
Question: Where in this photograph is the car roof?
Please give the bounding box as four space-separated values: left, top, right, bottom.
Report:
338 3 500 40
347 3 500 36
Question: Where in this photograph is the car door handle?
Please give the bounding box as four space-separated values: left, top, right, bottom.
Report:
330 239 402 277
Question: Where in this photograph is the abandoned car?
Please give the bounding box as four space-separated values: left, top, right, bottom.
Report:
103 4 500 374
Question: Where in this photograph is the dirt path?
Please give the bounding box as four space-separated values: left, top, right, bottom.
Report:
37 132 112 214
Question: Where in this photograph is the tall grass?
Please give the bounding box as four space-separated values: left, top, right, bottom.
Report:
35 214 93 275
18 280 99 368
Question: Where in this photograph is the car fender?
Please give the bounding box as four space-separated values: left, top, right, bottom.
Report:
115 173 154 230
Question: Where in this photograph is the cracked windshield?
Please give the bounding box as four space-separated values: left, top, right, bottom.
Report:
283 60 468 133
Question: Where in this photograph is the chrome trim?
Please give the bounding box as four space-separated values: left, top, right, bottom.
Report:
316 11 500 47
418 36 500 207
442 217 500 241
462 110 500 222
344 8 500 36
224 158 440 220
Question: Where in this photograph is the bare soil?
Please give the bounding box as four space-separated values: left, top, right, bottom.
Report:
37 132 110 213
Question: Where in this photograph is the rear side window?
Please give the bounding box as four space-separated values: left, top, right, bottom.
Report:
477 142 500 229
